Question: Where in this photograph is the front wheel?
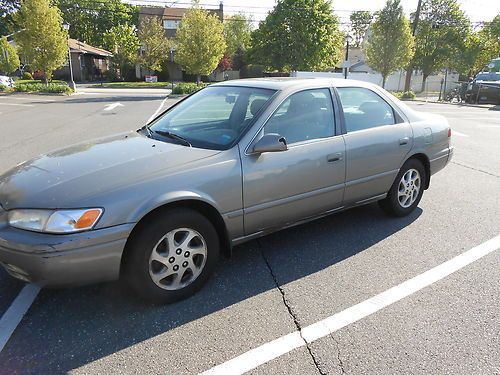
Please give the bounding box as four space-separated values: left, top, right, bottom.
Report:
379 159 426 217
124 208 220 303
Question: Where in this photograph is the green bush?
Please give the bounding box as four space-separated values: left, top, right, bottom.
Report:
171 82 208 95
391 90 416 100
0 84 10 92
22 72 34 80
15 82 73 94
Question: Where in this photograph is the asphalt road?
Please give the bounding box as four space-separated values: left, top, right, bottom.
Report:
0 92 499 375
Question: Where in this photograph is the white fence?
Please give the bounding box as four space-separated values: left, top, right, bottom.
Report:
291 70 459 93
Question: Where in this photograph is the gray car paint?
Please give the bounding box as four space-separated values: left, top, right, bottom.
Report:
0 78 452 287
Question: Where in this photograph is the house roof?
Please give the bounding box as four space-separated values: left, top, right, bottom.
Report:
68 39 113 58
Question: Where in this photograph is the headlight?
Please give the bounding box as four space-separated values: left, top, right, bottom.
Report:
8 208 103 233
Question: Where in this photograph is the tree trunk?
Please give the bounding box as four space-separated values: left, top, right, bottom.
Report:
404 65 412 92
421 73 428 93
196 74 201 85
382 75 387 89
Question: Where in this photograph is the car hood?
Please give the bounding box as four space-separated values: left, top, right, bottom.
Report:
0 132 220 210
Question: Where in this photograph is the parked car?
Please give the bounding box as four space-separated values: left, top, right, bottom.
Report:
465 72 500 104
0 75 14 88
0 78 453 303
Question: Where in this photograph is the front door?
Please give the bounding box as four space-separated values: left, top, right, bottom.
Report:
240 88 346 235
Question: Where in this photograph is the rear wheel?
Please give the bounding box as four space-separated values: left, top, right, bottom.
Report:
124 208 220 303
379 159 426 217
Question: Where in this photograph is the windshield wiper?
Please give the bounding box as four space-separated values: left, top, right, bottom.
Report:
150 129 192 147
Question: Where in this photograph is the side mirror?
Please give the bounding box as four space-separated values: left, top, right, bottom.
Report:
252 133 288 154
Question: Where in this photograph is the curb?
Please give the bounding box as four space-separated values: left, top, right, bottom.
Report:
409 98 496 109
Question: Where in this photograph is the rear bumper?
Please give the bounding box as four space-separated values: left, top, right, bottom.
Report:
0 223 134 287
430 146 453 176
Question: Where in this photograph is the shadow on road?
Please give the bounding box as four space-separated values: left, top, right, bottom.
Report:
0 203 421 374
64 95 168 104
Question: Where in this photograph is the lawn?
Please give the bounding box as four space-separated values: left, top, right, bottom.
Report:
89 81 171 88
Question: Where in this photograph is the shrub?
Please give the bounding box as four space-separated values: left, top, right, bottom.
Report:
171 82 208 95
15 82 73 94
22 71 34 80
0 84 9 92
401 90 416 99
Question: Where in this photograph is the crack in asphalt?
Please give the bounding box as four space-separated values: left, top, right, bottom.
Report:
451 161 499 178
329 334 346 375
257 239 327 375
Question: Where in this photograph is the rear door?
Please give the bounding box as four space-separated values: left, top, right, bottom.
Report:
336 87 412 204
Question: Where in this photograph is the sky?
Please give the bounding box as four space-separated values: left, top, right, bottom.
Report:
128 0 500 26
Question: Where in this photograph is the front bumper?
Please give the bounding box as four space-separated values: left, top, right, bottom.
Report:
0 221 134 287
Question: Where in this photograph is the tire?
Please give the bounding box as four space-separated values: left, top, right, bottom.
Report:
378 158 426 217
124 208 220 303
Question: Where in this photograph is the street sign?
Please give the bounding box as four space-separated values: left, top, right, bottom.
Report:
145 76 158 83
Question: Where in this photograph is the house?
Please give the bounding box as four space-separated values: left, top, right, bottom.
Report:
54 39 112 82
137 3 224 81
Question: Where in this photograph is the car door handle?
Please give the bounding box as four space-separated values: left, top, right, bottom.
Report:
327 153 343 163
399 137 410 145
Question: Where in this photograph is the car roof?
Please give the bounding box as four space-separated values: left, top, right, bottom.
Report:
212 77 379 91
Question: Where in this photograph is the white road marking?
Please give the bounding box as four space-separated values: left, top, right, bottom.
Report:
200 234 500 375
452 130 469 137
103 102 124 111
146 97 169 124
0 102 34 107
0 96 55 102
0 284 41 352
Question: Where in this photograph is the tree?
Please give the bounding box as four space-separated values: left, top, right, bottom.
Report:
249 0 343 72
104 24 139 80
224 14 252 58
365 0 415 88
14 0 68 83
137 16 170 74
175 7 226 83
54 0 138 49
0 0 20 36
451 31 482 76
474 14 500 72
350 11 373 48
0 36 20 74
411 0 470 91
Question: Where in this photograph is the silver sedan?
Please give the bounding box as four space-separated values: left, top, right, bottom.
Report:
0 78 453 303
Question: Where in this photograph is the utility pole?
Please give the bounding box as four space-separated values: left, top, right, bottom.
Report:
403 0 423 92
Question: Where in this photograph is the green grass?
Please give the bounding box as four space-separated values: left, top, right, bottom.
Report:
13 79 67 85
90 81 171 88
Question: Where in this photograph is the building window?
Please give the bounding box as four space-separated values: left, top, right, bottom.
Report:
164 20 180 29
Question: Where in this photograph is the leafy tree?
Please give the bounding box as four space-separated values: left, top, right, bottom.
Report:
0 0 20 36
365 0 415 88
411 0 469 91
223 13 252 58
14 0 68 83
54 0 138 49
0 35 20 74
249 0 343 72
175 7 226 83
104 24 139 80
474 14 500 72
349 11 373 48
137 16 170 74
450 31 482 76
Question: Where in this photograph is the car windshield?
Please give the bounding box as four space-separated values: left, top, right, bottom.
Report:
148 86 276 150
475 73 500 81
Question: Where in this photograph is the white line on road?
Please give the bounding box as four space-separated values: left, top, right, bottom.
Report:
0 102 34 107
200 234 500 375
146 97 169 124
0 96 55 102
452 130 469 137
0 284 40 352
